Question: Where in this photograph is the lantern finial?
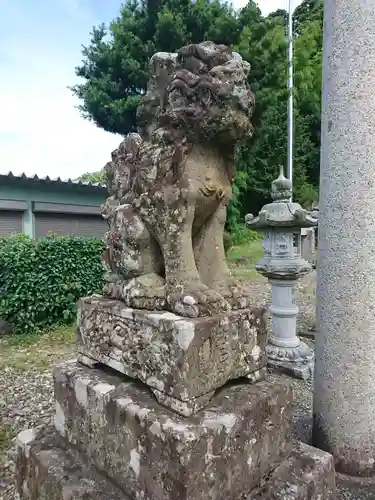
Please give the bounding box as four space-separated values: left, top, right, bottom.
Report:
271 165 292 201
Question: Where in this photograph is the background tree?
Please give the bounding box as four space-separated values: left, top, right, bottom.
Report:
71 0 241 135
293 0 323 35
77 171 107 185
230 0 322 226
293 0 323 190
72 0 324 240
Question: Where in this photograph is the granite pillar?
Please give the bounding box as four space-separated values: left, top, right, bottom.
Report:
313 0 375 477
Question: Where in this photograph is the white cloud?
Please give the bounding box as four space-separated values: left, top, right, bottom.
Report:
0 0 121 180
0 0 301 180
0 86 121 179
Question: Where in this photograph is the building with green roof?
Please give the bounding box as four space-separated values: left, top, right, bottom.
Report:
0 172 108 238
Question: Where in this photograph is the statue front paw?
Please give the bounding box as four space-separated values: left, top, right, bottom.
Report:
212 278 254 310
167 282 230 318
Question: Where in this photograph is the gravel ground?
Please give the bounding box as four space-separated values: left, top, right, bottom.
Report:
0 369 55 499
0 271 369 499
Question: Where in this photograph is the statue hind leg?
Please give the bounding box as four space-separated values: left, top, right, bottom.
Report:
103 203 167 310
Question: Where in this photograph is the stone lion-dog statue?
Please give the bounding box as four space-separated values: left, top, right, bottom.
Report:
101 41 255 318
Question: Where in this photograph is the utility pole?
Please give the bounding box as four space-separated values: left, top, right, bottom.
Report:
287 0 293 189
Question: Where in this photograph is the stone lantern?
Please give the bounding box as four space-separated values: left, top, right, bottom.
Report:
245 167 318 379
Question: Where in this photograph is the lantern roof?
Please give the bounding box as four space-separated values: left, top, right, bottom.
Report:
245 167 318 230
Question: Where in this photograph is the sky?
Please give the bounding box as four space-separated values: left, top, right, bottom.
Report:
0 0 302 180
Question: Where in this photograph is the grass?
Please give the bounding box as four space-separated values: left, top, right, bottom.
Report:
227 240 265 280
0 324 76 372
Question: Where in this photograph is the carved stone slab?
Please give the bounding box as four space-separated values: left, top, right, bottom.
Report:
247 442 336 500
16 424 335 500
15 426 128 500
77 296 268 416
53 361 293 500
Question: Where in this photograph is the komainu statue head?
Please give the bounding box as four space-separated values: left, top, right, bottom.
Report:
102 42 256 318
137 41 254 151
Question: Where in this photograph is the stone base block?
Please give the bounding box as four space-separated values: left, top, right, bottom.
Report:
15 426 127 500
336 471 375 498
267 358 314 380
53 360 293 500
77 296 267 415
16 427 335 500
267 341 314 380
248 441 335 499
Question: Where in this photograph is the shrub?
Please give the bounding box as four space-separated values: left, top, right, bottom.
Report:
0 233 29 248
0 235 105 333
230 223 263 246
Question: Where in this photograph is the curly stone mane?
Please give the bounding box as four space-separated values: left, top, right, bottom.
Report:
137 41 254 147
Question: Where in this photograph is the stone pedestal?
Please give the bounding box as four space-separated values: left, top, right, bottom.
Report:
16 427 127 500
76 297 268 416
16 360 336 500
314 0 375 479
54 361 293 500
16 299 336 500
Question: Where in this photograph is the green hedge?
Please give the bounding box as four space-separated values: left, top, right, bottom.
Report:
0 235 105 333
230 223 263 246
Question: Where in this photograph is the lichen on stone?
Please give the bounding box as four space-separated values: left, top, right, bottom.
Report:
101 41 256 318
